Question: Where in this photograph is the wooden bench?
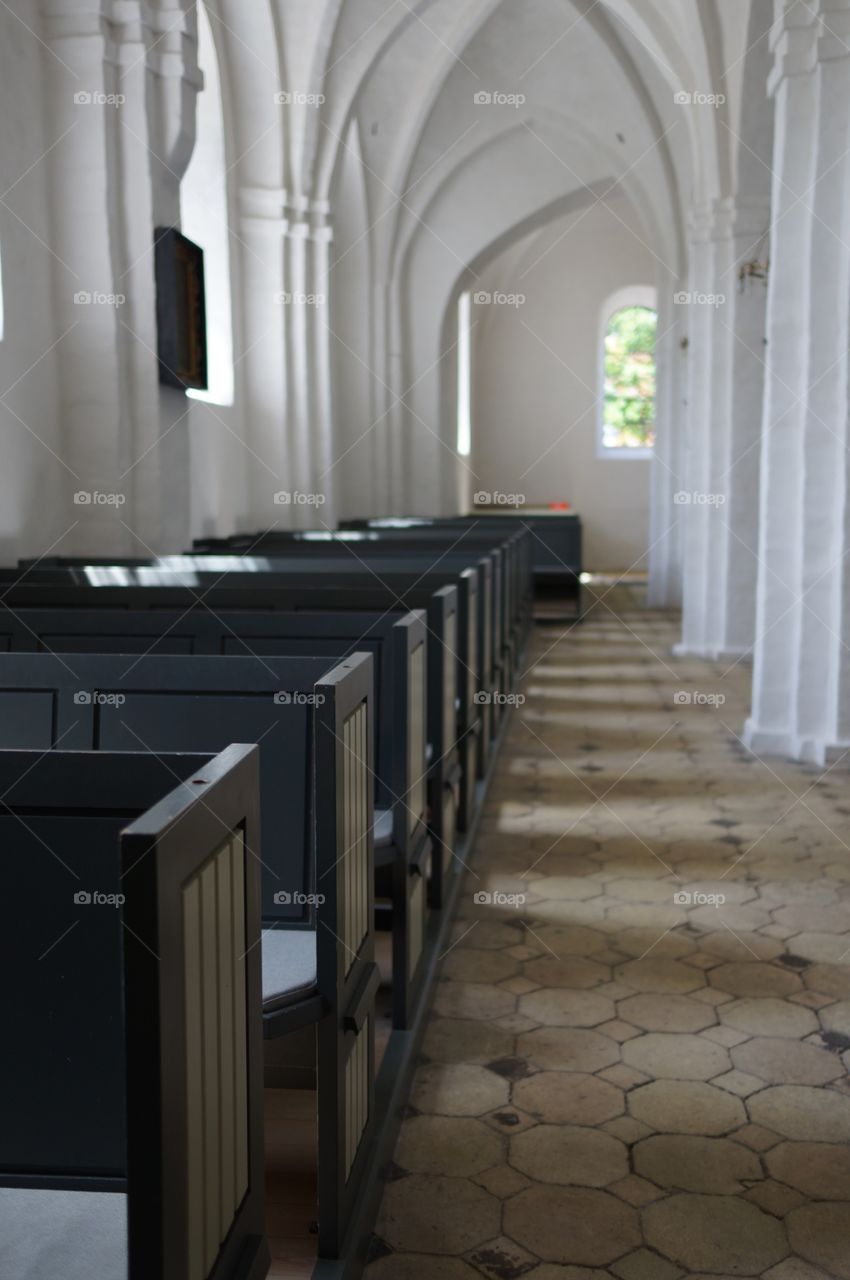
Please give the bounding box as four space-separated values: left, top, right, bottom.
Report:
0 744 269 1280
337 518 534 662
0 564 481 862
350 514 547 624
163 549 499 764
0 652 381 1257
0 602 436 896
195 527 518 683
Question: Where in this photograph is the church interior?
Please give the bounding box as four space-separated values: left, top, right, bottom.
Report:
2 1 850 1278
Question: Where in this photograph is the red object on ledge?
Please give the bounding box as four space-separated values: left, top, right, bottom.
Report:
548 502 571 511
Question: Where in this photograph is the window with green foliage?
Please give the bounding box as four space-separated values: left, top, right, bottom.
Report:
601 305 657 452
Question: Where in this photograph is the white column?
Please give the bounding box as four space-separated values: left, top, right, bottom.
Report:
306 204 336 523
112 3 162 551
41 2 130 553
677 202 726 654
744 0 821 756
676 190 777 659
283 205 314 527
714 197 772 657
647 275 686 609
237 185 289 523
794 0 850 758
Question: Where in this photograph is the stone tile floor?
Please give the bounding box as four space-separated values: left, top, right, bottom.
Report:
365 588 850 1280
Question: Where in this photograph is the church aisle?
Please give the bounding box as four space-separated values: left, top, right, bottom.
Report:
366 588 850 1280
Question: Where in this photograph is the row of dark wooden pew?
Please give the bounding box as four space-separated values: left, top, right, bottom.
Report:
0 519 533 1280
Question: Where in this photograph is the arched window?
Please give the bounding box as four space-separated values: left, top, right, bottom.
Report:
599 287 657 456
456 290 472 457
182 0 234 406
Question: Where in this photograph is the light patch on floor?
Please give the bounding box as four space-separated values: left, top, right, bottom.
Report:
366 588 850 1280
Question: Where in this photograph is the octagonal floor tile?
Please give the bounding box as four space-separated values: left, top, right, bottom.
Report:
377 1175 501 1255
787 1202 850 1279
633 1134 762 1194
519 988 616 1028
622 1033 730 1081
411 1062 510 1116
617 993 716 1033
615 958 705 994
441 947 521 984
523 955 611 989
422 1017 516 1064
731 1037 843 1086
643 1193 788 1274
395 1115 504 1177
766 1141 850 1199
708 963 803 999
504 1186 641 1265
719 999 818 1040
513 1071 624 1125
432 981 518 1022
803 964 850 1000
628 1081 746 1135
366 1254 483 1279
518 1027 621 1073
510 1124 629 1188
749 1085 850 1142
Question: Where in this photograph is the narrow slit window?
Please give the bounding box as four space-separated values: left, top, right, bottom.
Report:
457 291 472 457
182 1 234 406
600 302 657 455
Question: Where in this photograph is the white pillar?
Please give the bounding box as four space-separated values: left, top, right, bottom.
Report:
307 204 336 523
647 276 686 609
794 0 850 758
744 1 822 756
283 206 315 526
237 185 289 523
677 202 726 654
714 197 772 657
675 184 777 660
41 2 130 553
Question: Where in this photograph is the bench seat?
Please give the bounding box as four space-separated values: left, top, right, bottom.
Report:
262 929 318 1007
374 806 393 848
0 1187 126 1280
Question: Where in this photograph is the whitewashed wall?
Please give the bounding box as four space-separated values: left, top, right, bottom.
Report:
470 199 655 571
0 0 63 561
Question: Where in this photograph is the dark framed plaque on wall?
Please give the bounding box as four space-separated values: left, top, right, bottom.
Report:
154 226 208 392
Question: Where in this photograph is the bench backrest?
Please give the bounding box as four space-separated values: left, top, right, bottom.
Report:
230 525 520 635
0 652 371 924
0 744 268 1280
0 572 477 734
0 605 426 817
